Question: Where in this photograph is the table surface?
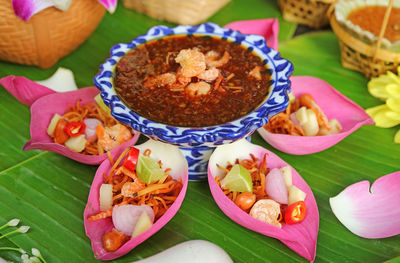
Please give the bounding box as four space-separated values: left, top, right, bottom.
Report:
0 1 399 262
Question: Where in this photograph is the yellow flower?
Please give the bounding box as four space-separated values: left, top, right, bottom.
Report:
366 67 400 143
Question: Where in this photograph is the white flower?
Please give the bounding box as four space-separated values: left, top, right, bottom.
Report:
17 226 30 234
7 219 20 227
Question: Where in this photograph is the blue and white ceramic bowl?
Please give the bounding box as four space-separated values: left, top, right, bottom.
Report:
94 23 293 180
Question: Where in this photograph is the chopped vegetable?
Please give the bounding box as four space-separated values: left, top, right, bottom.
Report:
294 107 319 136
265 168 288 204
102 229 127 252
64 121 86 137
112 204 154 236
131 211 153 238
220 164 253 192
288 185 306 205
122 147 140 171
99 184 113 211
47 114 62 136
264 93 342 136
285 201 306 224
234 192 256 211
64 134 87 152
136 154 165 184
53 119 69 144
319 119 343 135
280 166 292 188
83 118 102 139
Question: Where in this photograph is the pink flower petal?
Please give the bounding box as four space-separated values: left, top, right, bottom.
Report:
330 172 400 239
258 76 374 155
23 87 139 165
224 19 279 50
84 140 188 260
97 0 117 13
208 139 319 262
12 0 54 21
0 75 55 106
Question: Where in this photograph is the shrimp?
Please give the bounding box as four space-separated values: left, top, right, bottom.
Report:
176 67 192 84
248 66 262 80
205 51 231 68
185 81 211 97
299 94 330 130
96 124 133 152
88 207 113 221
197 67 220 82
249 199 282 228
144 73 176 89
175 48 206 77
121 181 146 197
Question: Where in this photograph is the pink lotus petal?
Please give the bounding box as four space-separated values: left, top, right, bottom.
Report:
23 87 139 165
224 19 279 50
258 76 374 155
330 172 400 239
208 139 319 262
12 0 54 21
0 75 55 106
84 139 188 260
97 0 117 13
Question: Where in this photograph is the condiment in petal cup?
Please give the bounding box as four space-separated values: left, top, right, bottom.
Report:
23 87 139 165
84 139 188 260
258 76 374 155
208 139 319 261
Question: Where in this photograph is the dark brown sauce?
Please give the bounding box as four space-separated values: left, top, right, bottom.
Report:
114 35 271 127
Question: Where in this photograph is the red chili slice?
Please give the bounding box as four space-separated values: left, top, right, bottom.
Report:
284 201 306 225
123 147 140 171
64 122 86 137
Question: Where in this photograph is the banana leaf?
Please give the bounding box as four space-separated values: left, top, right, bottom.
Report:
1 1 399 262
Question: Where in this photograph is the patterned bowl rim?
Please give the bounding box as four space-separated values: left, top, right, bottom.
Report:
94 22 293 146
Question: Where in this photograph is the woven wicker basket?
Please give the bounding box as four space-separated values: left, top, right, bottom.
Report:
329 3 400 78
0 0 105 69
122 0 230 25
278 0 337 28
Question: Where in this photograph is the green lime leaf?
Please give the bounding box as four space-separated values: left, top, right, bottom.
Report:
136 154 165 184
221 164 253 192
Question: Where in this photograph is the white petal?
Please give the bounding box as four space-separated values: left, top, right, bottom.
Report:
35 68 78 93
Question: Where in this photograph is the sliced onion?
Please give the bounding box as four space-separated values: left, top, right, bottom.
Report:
265 168 288 204
84 118 102 139
290 112 300 126
112 204 154 236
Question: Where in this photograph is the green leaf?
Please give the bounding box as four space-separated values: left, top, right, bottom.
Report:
1 2 399 263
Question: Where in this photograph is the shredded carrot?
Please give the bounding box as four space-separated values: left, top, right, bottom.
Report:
107 151 114 165
108 147 131 180
143 149 151 156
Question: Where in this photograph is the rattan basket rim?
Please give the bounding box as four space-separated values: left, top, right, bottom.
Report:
329 10 400 61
